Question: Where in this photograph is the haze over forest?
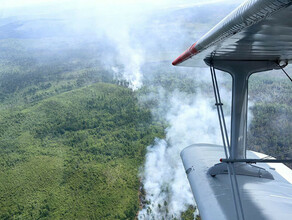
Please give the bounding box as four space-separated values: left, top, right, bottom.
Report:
0 0 291 219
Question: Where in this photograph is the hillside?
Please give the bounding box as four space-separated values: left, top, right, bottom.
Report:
0 83 164 219
248 72 292 167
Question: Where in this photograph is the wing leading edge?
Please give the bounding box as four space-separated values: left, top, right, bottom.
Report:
173 0 292 67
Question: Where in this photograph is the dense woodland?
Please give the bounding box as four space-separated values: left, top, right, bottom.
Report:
0 35 291 220
0 38 166 219
248 73 292 166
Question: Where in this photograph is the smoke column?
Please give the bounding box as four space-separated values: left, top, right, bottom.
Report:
137 81 231 219
88 2 236 218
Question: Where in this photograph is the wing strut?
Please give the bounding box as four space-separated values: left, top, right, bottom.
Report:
209 64 230 158
210 63 245 220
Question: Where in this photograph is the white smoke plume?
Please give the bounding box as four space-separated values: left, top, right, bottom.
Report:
108 29 144 90
138 87 231 219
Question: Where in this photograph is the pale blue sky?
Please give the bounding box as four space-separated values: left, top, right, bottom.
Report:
0 0 244 9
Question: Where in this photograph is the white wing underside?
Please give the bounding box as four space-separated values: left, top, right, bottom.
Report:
173 0 292 67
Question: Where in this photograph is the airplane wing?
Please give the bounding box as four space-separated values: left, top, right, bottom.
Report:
181 144 292 220
173 0 292 219
173 0 292 67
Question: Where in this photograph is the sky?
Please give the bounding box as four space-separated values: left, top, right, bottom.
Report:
0 0 244 10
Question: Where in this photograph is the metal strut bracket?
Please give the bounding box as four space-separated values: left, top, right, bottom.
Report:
207 61 277 180
208 162 274 180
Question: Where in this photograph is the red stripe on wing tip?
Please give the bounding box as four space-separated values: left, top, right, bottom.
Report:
172 43 198 66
